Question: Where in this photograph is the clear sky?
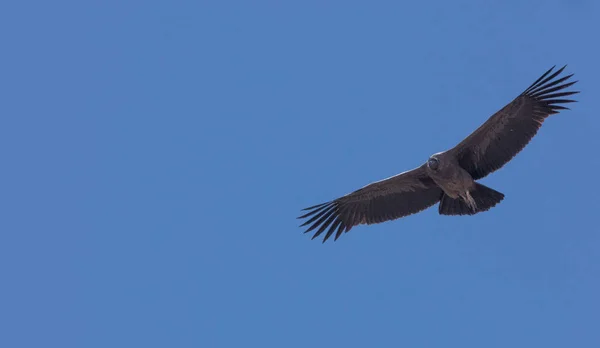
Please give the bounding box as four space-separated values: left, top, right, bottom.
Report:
1 1 599 347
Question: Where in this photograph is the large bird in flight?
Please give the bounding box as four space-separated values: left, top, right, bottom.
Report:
298 65 579 243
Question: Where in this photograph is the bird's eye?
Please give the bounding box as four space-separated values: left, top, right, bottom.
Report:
428 158 439 170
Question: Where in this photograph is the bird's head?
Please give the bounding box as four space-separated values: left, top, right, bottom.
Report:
427 155 440 171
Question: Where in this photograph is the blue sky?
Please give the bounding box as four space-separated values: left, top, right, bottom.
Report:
1 1 599 347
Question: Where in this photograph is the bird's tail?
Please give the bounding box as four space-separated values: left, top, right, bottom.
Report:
438 183 504 216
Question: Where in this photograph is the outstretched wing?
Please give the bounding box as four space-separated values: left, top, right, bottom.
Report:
298 165 442 243
449 65 579 180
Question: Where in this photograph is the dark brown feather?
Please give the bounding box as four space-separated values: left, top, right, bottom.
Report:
298 165 443 243
449 65 579 180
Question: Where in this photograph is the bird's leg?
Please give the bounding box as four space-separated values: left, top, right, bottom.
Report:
464 190 477 212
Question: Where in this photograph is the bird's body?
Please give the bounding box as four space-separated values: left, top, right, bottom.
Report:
298 65 579 243
426 151 475 200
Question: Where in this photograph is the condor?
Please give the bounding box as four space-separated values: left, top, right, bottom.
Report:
298 66 579 243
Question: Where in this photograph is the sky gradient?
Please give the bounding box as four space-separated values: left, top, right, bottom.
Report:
1 1 599 347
